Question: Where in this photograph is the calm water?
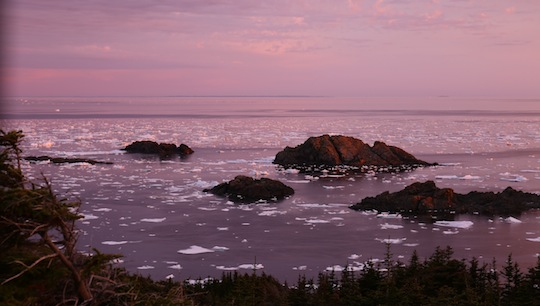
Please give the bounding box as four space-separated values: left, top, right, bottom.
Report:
2 96 540 282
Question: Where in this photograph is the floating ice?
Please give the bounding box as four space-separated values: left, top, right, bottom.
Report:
217 227 229 231
326 265 363 272
178 245 215 255
323 185 345 190
137 265 155 270
286 180 311 184
305 219 330 224
380 223 404 230
348 254 361 260
141 218 166 223
81 213 99 220
403 243 419 247
93 208 112 212
101 241 128 245
293 265 307 271
186 278 214 285
526 237 540 242
443 230 460 235
168 264 183 270
376 238 406 244
376 212 402 219
258 210 287 216
212 246 230 252
165 274 174 279
238 264 264 270
505 217 522 224
198 207 218 211
434 221 473 229
216 264 264 270
436 175 482 180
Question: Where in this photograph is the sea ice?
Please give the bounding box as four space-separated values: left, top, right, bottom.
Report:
504 217 522 224
293 266 307 271
305 219 330 224
376 212 402 219
168 264 183 270
258 210 287 216
376 238 406 244
102 241 129 245
178 245 215 255
212 246 230 252
434 221 474 229
527 237 540 242
93 208 112 212
326 265 363 272
137 265 155 270
380 223 404 230
81 213 99 220
348 254 361 260
140 218 166 223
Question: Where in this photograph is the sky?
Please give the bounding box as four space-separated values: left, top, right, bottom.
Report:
2 0 540 97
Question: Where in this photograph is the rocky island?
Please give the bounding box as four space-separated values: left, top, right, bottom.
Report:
123 140 194 157
204 175 294 203
273 134 433 173
350 180 540 217
25 155 113 165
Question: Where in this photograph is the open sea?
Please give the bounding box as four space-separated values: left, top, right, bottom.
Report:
2 96 540 282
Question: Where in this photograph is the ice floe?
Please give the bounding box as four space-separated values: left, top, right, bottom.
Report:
376 238 406 244
376 212 402 219
102 241 129 245
326 264 363 272
258 210 287 217
526 237 540 242
216 264 264 271
177 245 229 255
504 217 522 224
434 221 474 229
141 217 167 223
137 265 155 270
435 175 482 180
380 223 404 230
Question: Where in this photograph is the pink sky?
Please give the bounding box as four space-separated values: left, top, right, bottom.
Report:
3 0 540 97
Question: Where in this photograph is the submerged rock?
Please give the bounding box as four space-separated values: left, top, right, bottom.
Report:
123 140 193 157
350 180 540 217
273 134 433 172
25 155 113 165
204 175 294 203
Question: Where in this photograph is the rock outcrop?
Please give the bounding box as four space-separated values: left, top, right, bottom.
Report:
204 175 294 203
350 180 540 217
123 141 193 157
273 134 433 172
25 156 113 165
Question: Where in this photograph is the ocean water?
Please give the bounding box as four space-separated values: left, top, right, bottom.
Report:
2 96 540 282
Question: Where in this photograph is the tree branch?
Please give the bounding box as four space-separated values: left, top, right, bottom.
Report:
1 253 58 285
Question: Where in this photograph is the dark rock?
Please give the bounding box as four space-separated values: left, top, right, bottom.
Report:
273 135 433 172
123 141 193 157
350 180 540 217
204 175 295 203
25 156 113 165
177 143 194 156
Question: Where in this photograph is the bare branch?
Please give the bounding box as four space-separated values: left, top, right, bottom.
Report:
1 253 58 285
